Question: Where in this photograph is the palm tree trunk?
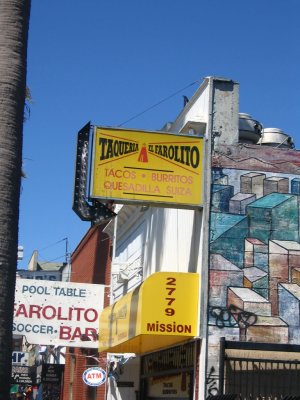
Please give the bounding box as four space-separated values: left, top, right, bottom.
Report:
0 0 31 397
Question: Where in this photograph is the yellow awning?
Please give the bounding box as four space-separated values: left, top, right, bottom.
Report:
99 272 199 354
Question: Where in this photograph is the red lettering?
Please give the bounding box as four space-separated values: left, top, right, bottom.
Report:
57 307 68 320
42 305 56 319
29 305 41 318
73 307 85 321
88 372 101 379
59 326 98 341
59 326 71 340
71 327 83 340
84 308 98 322
85 328 98 340
14 304 28 318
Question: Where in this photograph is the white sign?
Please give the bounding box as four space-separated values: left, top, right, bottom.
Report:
82 367 106 386
12 351 29 366
147 373 190 398
14 279 105 348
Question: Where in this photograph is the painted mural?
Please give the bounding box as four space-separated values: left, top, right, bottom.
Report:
207 144 300 396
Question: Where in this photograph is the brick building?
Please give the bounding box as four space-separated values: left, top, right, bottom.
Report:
62 224 111 400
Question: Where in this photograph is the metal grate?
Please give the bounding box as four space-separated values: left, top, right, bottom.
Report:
207 396 300 400
225 357 300 398
207 395 237 400
141 342 195 376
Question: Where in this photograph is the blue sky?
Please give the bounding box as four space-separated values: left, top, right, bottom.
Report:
19 0 300 267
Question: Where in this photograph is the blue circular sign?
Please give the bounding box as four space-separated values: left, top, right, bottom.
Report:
82 367 107 387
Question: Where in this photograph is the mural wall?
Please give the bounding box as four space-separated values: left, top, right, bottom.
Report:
207 144 300 395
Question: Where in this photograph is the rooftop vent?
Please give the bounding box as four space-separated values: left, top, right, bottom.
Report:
239 113 262 144
179 120 206 136
258 128 294 149
161 122 173 132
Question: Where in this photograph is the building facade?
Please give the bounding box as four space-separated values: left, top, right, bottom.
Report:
67 76 300 400
95 76 300 400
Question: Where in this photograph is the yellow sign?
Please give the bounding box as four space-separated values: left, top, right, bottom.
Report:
90 127 204 208
99 272 199 354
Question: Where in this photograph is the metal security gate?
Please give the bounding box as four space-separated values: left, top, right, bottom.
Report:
225 357 300 398
220 340 300 399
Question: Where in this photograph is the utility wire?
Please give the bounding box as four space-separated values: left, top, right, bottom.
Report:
39 254 67 265
117 80 199 127
38 237 68 252
37 238 69 264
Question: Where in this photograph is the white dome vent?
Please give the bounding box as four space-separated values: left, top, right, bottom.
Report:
258 128 294 149
239 113 262 144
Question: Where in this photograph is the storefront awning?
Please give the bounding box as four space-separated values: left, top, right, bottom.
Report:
99 272 199 354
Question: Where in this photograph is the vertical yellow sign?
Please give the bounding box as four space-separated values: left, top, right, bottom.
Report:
90 127 204 208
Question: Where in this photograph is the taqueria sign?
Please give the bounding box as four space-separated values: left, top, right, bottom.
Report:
90 127 204 208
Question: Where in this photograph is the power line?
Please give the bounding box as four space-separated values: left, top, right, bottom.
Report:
37 238 70 265
38 237 68 252
117 80 199 127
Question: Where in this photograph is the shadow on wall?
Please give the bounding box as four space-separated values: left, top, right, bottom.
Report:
143 207 166 275
188 209 203 273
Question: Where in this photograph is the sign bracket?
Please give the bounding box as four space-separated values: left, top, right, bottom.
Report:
72 122 116 223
